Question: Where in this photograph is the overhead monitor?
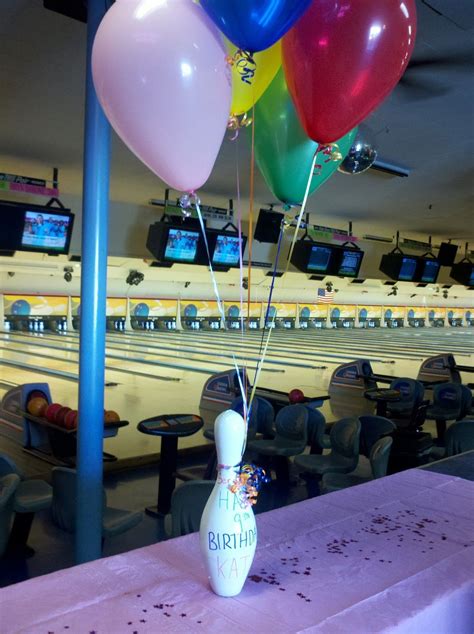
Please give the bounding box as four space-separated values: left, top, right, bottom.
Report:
307 244 334 273
337 248 364 278
398 256 418 281
212 234 241 266
450 261 474 286
419 258 440 283
21 210 73 253
380 253 419 282
0 201 74 255
163 228 200 263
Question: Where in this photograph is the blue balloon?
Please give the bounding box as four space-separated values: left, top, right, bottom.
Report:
200 0 311 52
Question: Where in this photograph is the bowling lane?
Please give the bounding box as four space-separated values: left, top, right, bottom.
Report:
1 326 472 461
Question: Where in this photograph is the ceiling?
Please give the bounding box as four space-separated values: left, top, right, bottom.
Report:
0 0 473 242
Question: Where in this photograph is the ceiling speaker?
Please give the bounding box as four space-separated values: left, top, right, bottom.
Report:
438 242 458 266
254 209 284 244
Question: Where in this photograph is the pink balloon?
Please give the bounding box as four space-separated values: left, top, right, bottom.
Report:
92 0 231 193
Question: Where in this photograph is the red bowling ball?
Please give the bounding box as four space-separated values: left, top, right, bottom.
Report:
55 406 72 427
289 388 305 404
45 403 63 423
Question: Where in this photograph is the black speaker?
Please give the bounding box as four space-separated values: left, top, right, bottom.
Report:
254 209 284 244
438 242 458 266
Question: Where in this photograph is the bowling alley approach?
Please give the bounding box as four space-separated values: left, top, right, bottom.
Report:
1 1 474 632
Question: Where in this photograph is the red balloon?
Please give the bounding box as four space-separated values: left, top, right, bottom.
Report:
282 0 416 143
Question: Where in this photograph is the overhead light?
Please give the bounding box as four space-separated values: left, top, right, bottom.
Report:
126 270 144 286
371 160 410 178
63 266 73 283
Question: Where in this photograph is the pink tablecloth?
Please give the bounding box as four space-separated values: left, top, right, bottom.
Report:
2 469 474 634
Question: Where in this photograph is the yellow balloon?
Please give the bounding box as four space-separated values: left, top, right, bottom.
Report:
228 40 281 116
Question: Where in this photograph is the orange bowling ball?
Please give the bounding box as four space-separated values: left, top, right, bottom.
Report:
104 410 120 424
45 403 63 423
27 397 49 417
289 388 305 404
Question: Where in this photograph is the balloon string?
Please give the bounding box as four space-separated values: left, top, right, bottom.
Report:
284 146 319 275
249 153 317 409
194 200 226 326
236 135 248 426
236 136 245 338
253 220 286 387
247 102 255 333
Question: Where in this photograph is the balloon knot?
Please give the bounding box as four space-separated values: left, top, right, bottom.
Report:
227 113 253 141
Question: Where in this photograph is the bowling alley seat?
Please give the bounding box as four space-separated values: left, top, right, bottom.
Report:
0 474 21 558
429 419 474 460
166 480 214 538
294 417 361 478
0 452 53 554
426 383 472 441
203 396 275 442
305 407 330 454
321 437 393 493
386 378 425 420
51 467 143 541
247 405 308 481
358 416 396 458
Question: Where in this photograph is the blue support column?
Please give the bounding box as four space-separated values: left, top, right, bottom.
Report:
76 0 111 564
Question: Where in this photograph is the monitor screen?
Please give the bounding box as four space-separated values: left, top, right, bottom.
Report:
338 249 363 277
308 245 333 272
469 267 474 286
164 228 199 262
21 211 72 252
421 259 440 283
399 257 418 281
212 234 241 266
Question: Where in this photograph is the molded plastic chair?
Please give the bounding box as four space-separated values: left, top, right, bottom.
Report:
247 404 308 457
321 437 393 493
0 452 52 553
0 453 22 478
430 419 474 460
168 480 214 537
294 417 361 477
0 473 21 557
426 383 466 441
358 415 396 458
305 407 330 454
51 467 143 540
460 386 473 419
387 378 425 418
204 396 275 442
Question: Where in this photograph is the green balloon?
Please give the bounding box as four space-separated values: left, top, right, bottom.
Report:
255 69 357 205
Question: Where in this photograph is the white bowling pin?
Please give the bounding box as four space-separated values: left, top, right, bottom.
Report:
200 409 257 597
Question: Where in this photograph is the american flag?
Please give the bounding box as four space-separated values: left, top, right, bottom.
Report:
317 288 334 303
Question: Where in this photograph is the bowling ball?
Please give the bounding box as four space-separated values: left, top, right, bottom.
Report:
64 410 78 430
104 410 120 424
28 390 48 400
289 388 305 404
55 407 72 427
45 403 63 423
27 397 48 417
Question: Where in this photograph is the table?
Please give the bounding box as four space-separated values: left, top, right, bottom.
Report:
2 469 473 633
137 413 203 517
364 387 401 417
